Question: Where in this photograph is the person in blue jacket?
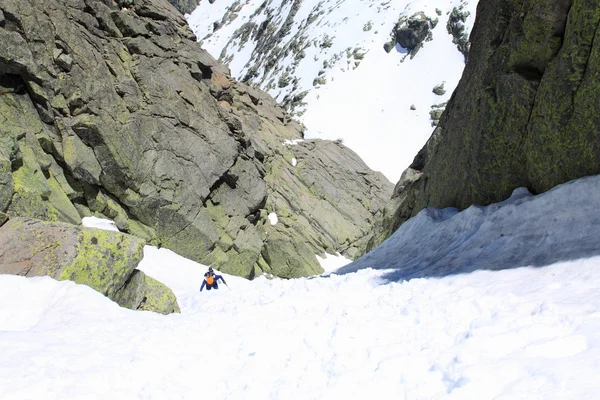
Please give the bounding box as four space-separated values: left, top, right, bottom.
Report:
200 267 227 291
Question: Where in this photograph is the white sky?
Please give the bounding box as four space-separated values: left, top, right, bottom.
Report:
2 175 600 399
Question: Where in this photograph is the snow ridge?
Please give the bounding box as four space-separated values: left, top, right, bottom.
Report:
341 175 600 281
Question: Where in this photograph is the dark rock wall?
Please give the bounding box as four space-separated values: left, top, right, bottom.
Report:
166 0 198 15
0 0 392 278
369 0 600 250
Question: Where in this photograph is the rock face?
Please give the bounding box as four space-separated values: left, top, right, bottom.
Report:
0 217 179 314
113 270 180 314
368 0 600 250
263 139 391 276
394 12 435 52
384 12 438 58
166 0 198 14
446 6 471 62
0 0 392 279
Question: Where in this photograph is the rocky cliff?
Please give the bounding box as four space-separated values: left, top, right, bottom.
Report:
369 0 600 250
166 0 198 15
0 0 392 280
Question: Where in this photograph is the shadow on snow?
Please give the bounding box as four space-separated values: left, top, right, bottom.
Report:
334 175 600 284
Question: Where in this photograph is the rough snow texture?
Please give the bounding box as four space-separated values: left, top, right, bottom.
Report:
189 0 477 182
342 176 600 280
1 175 600 399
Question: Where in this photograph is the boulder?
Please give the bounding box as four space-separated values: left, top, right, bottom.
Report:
386 12 438 58
114 270 180 314
432 82 446 95
0 217 179 313
395 12 432 51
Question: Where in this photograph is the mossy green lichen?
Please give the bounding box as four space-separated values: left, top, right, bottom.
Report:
62 134 102 184
0 158 14 212
125 219 159 246
203 243 259 278
46 172 81 224
136 274 180 314
524 1 600 192
0 93 44 140
59 228 144 298
369 0 600 250
261 237 323 278
7 131 81 223
9 146 56 221
3 218 174 313
114 270 180 314
0 211 8 226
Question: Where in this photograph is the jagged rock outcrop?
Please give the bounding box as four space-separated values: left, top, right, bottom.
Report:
446 5 471 62
384 12 438 57
0 217 180 314
0 0 392 279
264 139 391 267
368 0 600 251
166 0 198 15
429 102 447 127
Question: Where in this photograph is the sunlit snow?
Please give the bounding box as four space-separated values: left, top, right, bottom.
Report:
81 216 119 232
283 139 305 146
268 212 278 225
316 252 352 272
189 0 478 182
2 175 600 399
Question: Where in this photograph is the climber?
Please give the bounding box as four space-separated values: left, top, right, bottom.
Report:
200 267 227 291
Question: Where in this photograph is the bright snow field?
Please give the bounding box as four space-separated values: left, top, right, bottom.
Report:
188 0 478 182
1 175 600 399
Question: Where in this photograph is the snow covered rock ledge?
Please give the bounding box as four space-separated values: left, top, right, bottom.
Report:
0 217 179 314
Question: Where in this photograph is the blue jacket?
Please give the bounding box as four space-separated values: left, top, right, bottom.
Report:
200 273 225 291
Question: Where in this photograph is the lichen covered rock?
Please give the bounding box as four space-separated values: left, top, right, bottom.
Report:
166 0 198 15
369 0 600 250
384 12 438 58
0 217 179 314
0 0 392 279
114 270 180 314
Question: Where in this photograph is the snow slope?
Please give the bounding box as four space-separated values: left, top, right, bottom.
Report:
339 175 600 280
1 175 600 399
188 0 477 182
